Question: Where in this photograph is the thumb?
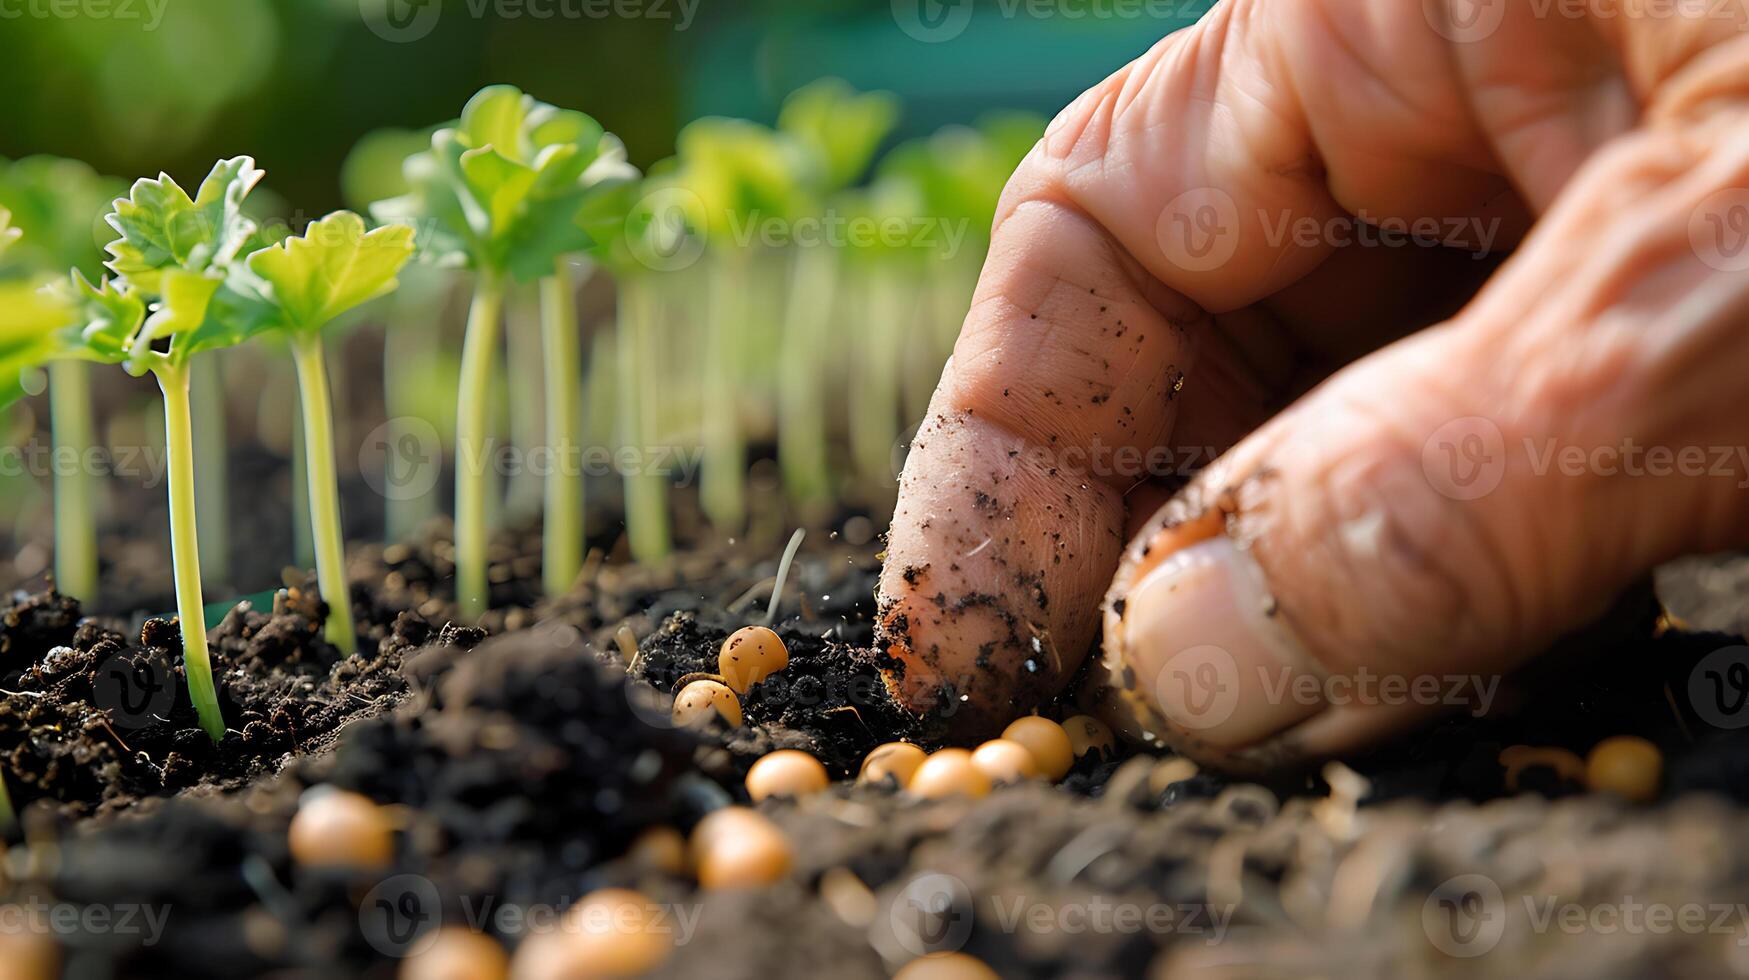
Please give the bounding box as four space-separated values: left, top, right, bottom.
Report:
1097 116 1749 773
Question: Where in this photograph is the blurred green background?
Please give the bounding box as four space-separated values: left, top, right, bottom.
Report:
0 0 1210 208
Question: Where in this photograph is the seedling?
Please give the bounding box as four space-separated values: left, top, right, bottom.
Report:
0 157 126 602
376 85 636 618
242 211 415 653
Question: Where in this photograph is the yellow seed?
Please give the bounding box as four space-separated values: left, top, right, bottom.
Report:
970 739 1040 784
908 748 992 799
1586 735 1662 803
671 679 743 728
859 742 928 787
1062 715 1115 761
399 927 508 980
718 626 790 693
626 826 688 876
288 788 395 869
745 750 829 801
510 889 671 979
692 807 792 890
893 952 1001 980
1000 716 1074 780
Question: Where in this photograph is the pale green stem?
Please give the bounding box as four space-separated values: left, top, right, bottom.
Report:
701 254 746 532
506 284 545 521
777 246 837 513
617 278 669 562
190 354 229 588
290 381 314 569
455 273 505 621
289 333 357 655
540 260 583 596
48 360 98 602
155 362 225 742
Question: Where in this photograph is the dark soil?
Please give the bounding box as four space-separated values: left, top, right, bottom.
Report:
0 510 1747 978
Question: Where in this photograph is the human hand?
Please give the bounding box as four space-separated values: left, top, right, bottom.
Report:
875 0 1749 771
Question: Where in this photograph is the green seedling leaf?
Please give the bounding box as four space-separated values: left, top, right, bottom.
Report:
341 127 439 213
669 117 819 244
105 156 264 293
245 211 415 333
0 156 127 280
379 86 638 281
777 78 901 193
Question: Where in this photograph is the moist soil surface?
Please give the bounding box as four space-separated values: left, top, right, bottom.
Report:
2 512 1748 979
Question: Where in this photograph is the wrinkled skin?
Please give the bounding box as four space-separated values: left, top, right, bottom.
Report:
877 0 1749 766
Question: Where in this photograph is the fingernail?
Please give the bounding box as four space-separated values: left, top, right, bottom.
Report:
1119 536 1324 749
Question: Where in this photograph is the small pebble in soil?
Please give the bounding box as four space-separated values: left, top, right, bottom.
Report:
692 806 793 890
893 952 1001 980
1586 735 1663 802
398 927 509 980
287 787 395 869
672 679 743 728
1001 716 1075 780
626 826 689 876
859 742 927 787
1062 715 1116 761
745 750 830 801
511 888 672 979
970 739 1041 784
718 625 790 693
910 748 993 799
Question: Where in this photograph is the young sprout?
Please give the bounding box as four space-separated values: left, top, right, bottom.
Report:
0 158 127 603
242 211 416 654
745 749 829 801
908 748 992 800
999 716 1074 781
858 741 927 787
375 85 636 619
762 527 805 626
12 157 275 742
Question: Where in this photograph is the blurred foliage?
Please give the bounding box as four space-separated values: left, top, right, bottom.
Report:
0 0 1200 215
